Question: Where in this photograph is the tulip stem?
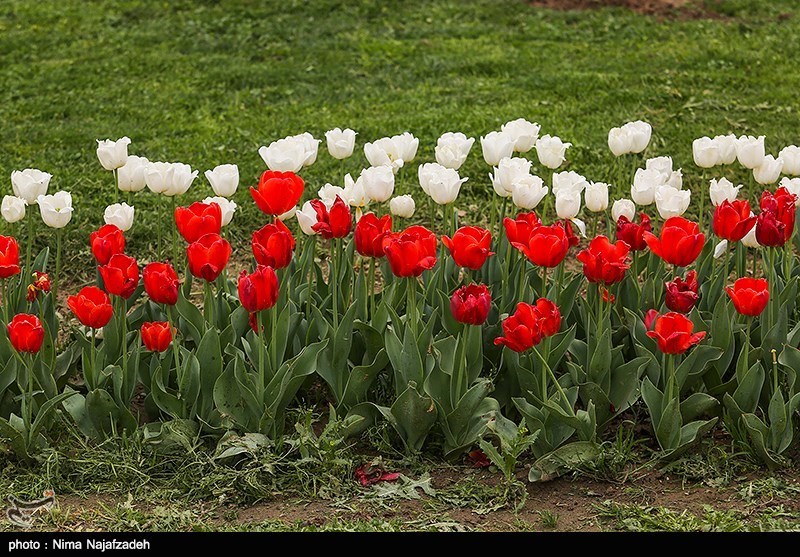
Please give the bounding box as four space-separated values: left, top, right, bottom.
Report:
54 228 62 305
22 353 34 434
170 196 178 267
25 210 33 273
664 354 676 402
271 304 279 373
541 266 548 299
368 259 375 318
166 305 180 383
204 281 214 329
2 279 8 324
118 296 128 377
407 278 418 339
89 327 97 391
453 323 468 405
331 239 339 330
258 310 266 382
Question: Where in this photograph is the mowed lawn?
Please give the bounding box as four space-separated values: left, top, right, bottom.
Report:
1 0 799 269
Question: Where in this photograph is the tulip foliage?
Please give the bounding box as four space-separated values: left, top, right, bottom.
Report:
4 124 800 479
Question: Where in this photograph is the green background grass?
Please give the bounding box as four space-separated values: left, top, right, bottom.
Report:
1 0 799 273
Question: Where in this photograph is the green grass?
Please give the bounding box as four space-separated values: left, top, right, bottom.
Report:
2 0 800 277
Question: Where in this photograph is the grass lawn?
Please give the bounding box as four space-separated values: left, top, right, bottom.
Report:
2 0 800 264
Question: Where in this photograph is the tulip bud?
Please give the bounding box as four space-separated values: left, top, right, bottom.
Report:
654 185 690 219
435 132 474 170
611 199 636 222
714 134 738 165
204 164 239 197
325 128 357 160
607 126 631 157
736 135 766 169
103 202 135 231
117 155 149 192
535 134 571 169
753 154 783 185
692 137 719 168
779 145 800 176
360 165 395 203
389 195 415 218
490 157 532 197
585 182 609 212
11 169 51 205
96 137 131 171
511 175 548 210
37 191 73 229
480 131 515 166
555 190 581 220
713 240 729 259
501 118 540 153
1 196 26 224
708 177 741 206
203 196 237 226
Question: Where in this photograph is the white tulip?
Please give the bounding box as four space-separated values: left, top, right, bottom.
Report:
165 162 197 196
96 137 131 171
117 155 149 192
511 175 548 210
258 136 308 172
318 183 347 205
714 134 738 165
277 207 297 222
360 166 395 203
654 185 690 219
391 132 419 163
389 195 416 218
713 240 729 259
296 201 320 235
418 162 439 195
611 199 636 222
426 165 467 205
144 162 173 195
626 121 652 153
364 137 405 173
296 132 320 167
666 169 683 190
753 154 783 185
480 131 515 166
103 202 135 231
325 128 357 160
607 126 631 157
552 170 589 195
490 157 532 197
204 164 239 197
37 191 73 229
692 137 719 168
631 168 662 205
645 156 673 184
11 169 51 205
501 118 540 153
736 135 766 169
343 173 370 210
435 132 474 170
708 177 741 206
555 190 581 220
535 135 571 169
585 182 609 212
1 196 26 223
203 196 237 226
779 177 800 205
741 212 760 248
779 145 800 176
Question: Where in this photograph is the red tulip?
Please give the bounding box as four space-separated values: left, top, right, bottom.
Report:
7 314 44 353
26 271 51 302
576 236 630 285
644 309 658 331
311 196 352 239
755 211 786 247
646 312 706 355
355 213 392 258
0 235 21 279
615 213 652 251
508 223 570 268
726 277 769 317
252 219 295 269
238 266 279 313
643 216 705 267
665 271 700 314
442 226 494 271
383 225 437 277
712 200 756 242
187 233 231 282
756 187 797 247
503 212 541 246
450 283 491 325
67 286 113 329
99 253 139 299
174 201 222 243
533 297 561 337
89 224 126 265
493 302 542 352
141 321 173 352
250 170 304 216
143 262 180 306
561 219 580 248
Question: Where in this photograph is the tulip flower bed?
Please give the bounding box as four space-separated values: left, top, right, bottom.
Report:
2 119 800 492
